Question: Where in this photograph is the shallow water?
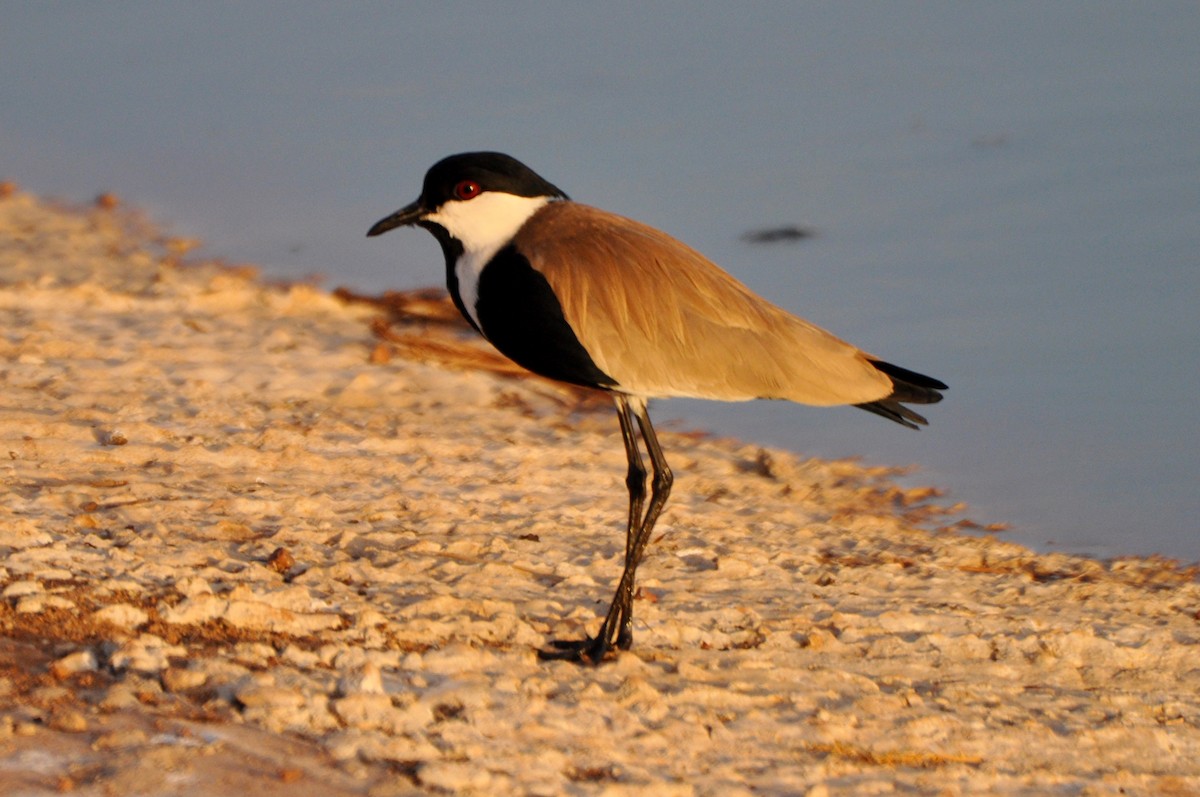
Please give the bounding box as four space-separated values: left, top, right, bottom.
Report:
3 3 1197 560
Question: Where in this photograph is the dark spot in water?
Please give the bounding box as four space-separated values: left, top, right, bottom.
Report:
740 225 815 244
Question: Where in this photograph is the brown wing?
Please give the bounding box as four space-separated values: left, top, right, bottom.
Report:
512 202 893 405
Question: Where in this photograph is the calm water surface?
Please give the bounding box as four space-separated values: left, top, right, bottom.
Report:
3 3 1197 560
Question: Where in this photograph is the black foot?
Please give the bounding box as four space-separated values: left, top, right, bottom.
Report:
537 636 616 665
616 625 633 651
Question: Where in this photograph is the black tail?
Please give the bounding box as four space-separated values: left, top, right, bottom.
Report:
854 359 947 430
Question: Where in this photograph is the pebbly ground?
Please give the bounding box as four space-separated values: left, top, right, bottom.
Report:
1 186 1198 795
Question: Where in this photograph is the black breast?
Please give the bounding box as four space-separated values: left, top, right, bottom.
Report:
474 246 617 390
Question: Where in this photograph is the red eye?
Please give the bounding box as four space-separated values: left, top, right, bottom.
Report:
453 180 482 201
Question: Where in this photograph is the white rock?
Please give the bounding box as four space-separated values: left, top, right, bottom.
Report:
175 576 213 597
336 662 384 696
418 761 493 793
331 693 395 730
159 593 341 633
235 683 306 709
14 596 45 613
91 603 149 630
50 649 98 678
2 580 42 598
161 666 208 692
108 634 186 673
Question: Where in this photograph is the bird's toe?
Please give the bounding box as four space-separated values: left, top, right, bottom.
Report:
536 636 616 665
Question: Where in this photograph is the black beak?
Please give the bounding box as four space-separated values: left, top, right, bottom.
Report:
367 199 425 237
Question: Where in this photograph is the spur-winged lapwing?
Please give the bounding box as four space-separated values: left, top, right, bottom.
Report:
368 151 946 664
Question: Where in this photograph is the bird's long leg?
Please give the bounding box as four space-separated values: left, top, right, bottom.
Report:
539 396 673 664
615 395 647 562
589 398 673 658
539 395 644 662
630 398 674 561
613 395 648 649
607 398 673 647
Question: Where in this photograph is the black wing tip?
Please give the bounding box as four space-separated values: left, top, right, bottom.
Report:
869 359 948 393
854 400 928 430
857 358 946 429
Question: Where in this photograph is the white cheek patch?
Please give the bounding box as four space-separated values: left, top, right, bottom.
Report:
427 193 550 331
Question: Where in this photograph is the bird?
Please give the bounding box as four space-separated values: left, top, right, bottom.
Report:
368 151 946 664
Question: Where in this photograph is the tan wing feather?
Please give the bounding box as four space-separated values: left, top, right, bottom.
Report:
513 202 892 405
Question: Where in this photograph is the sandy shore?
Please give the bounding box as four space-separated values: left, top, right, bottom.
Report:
1 186 1198 795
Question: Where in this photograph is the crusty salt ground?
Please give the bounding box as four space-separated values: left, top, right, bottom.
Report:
1 186 1197 795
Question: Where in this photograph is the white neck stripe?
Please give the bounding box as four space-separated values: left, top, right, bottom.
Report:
426 193 551 330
